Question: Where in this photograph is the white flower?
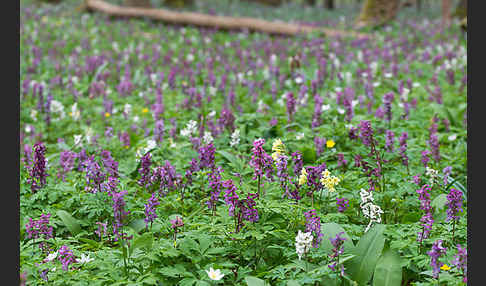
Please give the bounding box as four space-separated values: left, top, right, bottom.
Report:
373 82 381 87
295 230 313 260
203 131 214 144
359 188 383 232
352 100 359 107
30 109 38 121
146 139 157 150
412 82 421 88
295 76 303 84
133 116 140 123
384 72 393 78
337 107 345 114
186 53 194 62
124 103 132 115
74 134 83 146
50 100 64 113
230 129 240 147
25 125 32 133
448 134 457 141
77 253 94 264
206 267 224 281
180 120 198 137
296 132 304 140
169 138 177 148
85 127 94 144
208 110 216 118
71 103 81 121
321 104 330 111
44 251 58 262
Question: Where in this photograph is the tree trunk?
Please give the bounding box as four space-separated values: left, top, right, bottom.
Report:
441 0 452 28
325 0 335 10
452 0 467 19
84 0 371 38
124 0 151 8
355 0 401 28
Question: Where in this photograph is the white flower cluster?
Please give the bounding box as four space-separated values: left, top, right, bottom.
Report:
295 230 313 260
425 167 440 185
359 188 384 232
180 120 198 137
50 100 66 120
230 129 240 147
71 103 81 121
203 131 214 144
136 139 157 159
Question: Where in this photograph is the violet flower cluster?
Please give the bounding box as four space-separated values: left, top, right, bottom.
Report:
336 198 349 212
58 245 76 271
249 138 274 182
28 142 48 192
416 184 434 242
304 209 323 248
446 188 463 222
328 232 347 277
452 244 467 283
144 192 160 229
427 239 447 279
110 189 130 241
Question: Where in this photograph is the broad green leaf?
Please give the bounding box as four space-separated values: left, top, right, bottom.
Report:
131 232 153 254
245 276 266 286
431 194 448 211
128 218 146 233
287 280 300 286
56 210 82 236
345 224 386 285
319 222 355 255
372 249 403 286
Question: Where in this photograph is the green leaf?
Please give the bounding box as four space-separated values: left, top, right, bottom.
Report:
131 232 153 254
287 280 300 286
245 276 266 286
372 249 403 286
319 223 355 255
56 210 82 236
345 224 386 285
431 194 448 211
128 218 146 233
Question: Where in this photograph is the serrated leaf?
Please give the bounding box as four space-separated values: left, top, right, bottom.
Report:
56 210 82 236
345 224 386 285
372 249 403 286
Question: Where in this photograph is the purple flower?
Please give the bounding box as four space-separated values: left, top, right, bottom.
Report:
358 120 373 147
442 166 452 185
58 150 77 181
151 161 180 195
452 244 467 283
291 151 303 177
198 143 216 170
304 209 323 248
58 245 75 271
28 142 48 192
206 166 224 210
286 92 296 122
399 132 409 167
138 153 152 188
101 150 118 177
336 198 349 212
446 188 463 222
95 222 108 239
348 126 359 141
218 106 235 132
328 232 347 276
421 150 431 168
119 132 130 148
417 184 434 242
170 216 184 230
314 137 325 157
242 192 259 223
427 239 447 279
25 213 53 252
385 130 395 152
84 156 105 193
249 139 274 182
144 192 160 228
428 133 440 162
337 153 348 168
223 179 239 217
383 92 395 122
276 155 291 198
110 189 130 241
153 120 165 143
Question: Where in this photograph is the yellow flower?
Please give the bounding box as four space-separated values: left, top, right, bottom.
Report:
124 146 129 149
298 168 308 186
326 139 335 148
322 169 330 178
271 138 286 160
105 112 111 118
440 264 451 271
142 108 149 113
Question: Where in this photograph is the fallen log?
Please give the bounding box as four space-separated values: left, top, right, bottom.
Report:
83 0 370 39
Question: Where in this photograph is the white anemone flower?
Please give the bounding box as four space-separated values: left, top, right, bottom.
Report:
206 267 224 281
77 253 94 264
44 251 58 262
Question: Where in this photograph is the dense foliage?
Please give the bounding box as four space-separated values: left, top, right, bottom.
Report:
20 1 467 285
